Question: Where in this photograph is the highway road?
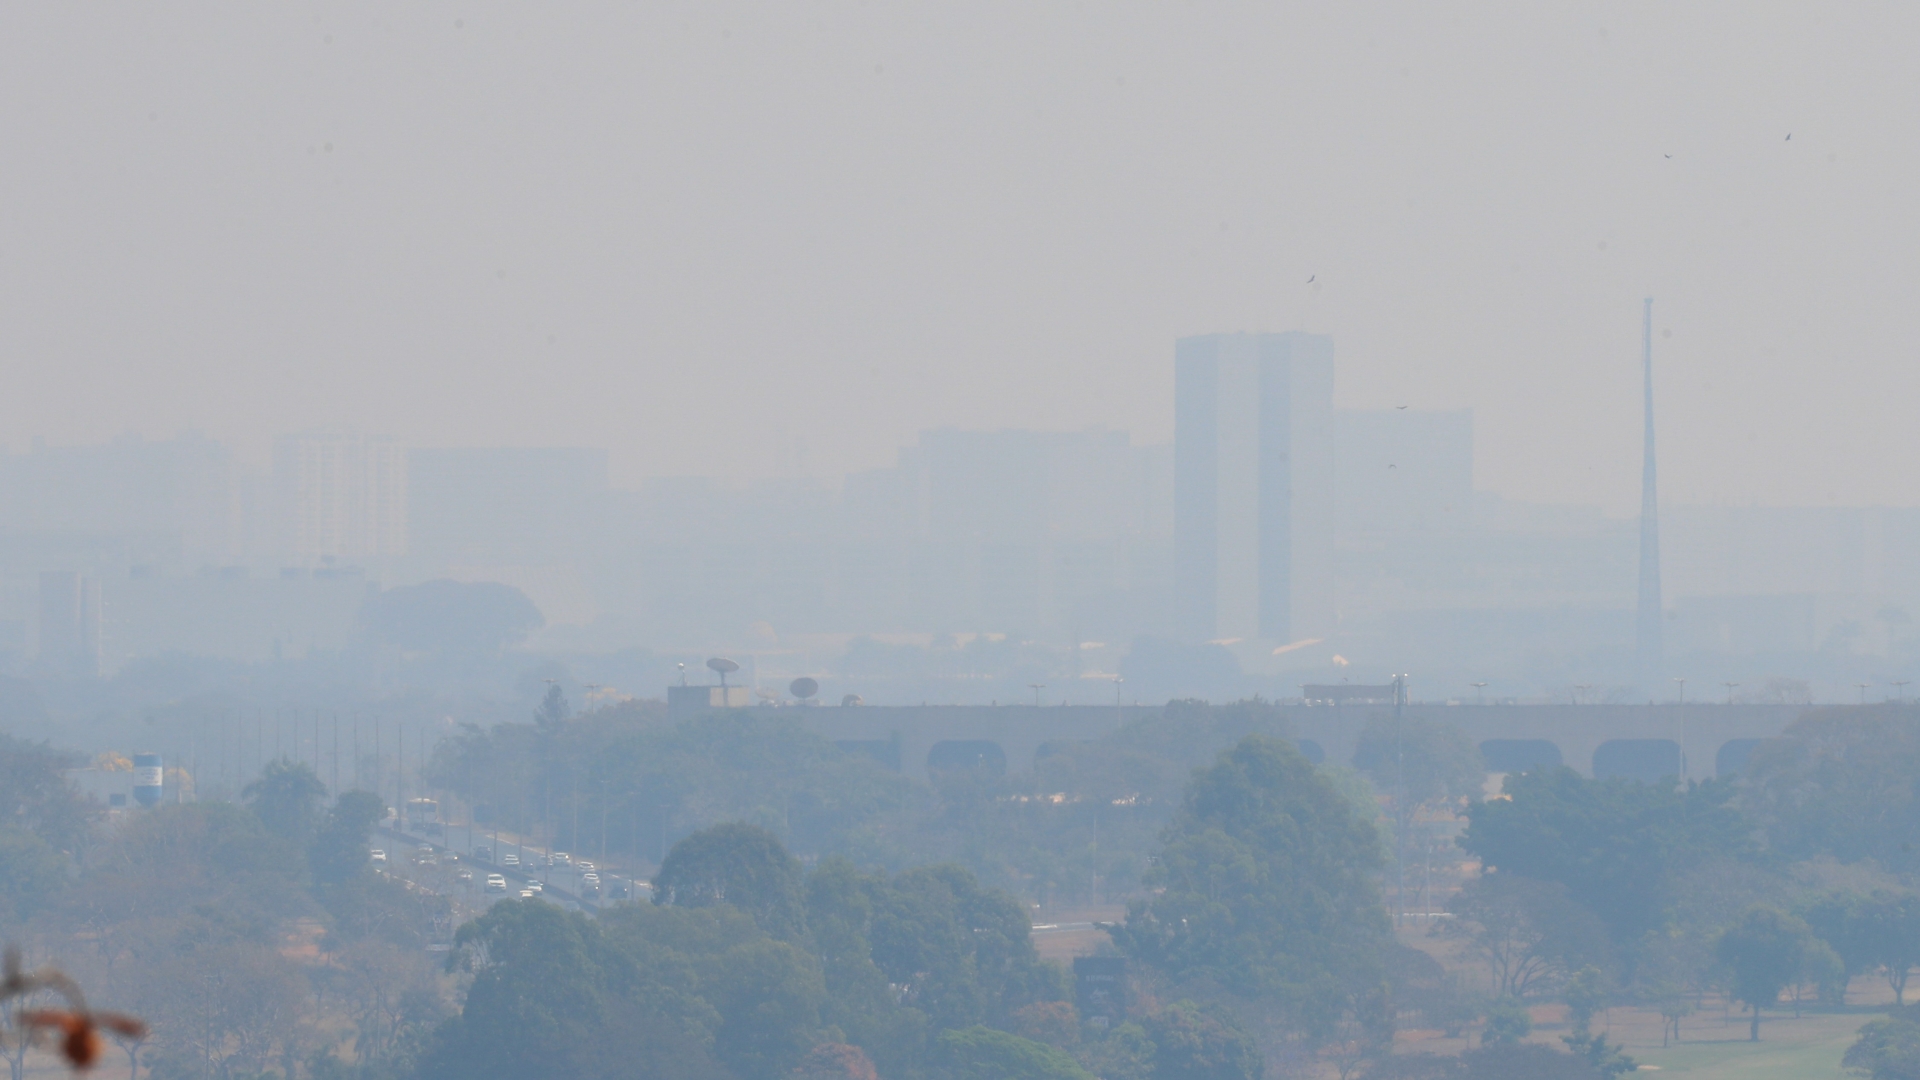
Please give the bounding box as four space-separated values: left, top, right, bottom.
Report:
375 818 653 918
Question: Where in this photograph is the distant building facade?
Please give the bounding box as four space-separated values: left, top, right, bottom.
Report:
834 428 1172 636
274 433 408 560
37 570 99 678
407 447 608 566
1173 332 1335 643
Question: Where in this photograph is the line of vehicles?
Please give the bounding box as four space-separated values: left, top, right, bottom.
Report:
373 830 638 908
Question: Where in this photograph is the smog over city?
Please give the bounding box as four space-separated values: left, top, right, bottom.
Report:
1 5 1918 1080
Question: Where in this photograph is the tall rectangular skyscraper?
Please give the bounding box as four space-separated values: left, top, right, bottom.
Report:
1173 332 1335 643
274 433 409 561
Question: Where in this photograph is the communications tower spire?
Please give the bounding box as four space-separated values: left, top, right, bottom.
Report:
1636 298 1664 677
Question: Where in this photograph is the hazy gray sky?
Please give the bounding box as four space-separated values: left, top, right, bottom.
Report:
3 3 1915 513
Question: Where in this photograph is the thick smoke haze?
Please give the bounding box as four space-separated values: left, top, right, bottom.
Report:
3 3 1916 510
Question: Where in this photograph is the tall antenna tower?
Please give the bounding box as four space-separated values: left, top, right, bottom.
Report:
1636 298 1664 677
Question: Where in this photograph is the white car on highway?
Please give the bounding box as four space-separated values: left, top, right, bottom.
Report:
484 874 508 893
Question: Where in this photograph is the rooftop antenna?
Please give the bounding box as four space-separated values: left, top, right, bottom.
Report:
706 657 739 691
1636 297 1664 680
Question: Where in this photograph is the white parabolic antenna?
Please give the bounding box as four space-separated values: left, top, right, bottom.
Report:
706 657 740 688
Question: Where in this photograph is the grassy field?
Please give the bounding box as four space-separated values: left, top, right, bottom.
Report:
1386 982 1896 1078
1610 1003 1866 1078
1388 927 1892 1078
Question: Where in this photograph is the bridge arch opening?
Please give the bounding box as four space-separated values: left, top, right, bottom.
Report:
1716 738 1764 778
1035 740 1091 765
1593 739 1679 783
1479 739 1563 774
928 740 1007 777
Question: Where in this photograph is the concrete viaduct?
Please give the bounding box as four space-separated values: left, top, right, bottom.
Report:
736 702 1815 783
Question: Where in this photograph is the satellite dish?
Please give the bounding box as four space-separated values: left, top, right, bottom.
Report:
790 677 819 700
841 693 864 707
754 687 779 703
706 657 740 689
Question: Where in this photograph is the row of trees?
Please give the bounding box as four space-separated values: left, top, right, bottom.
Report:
422 698 1323 905
412 733 1428 1080
1439 718 1920 1046
415 815 1282 1080
0 736 453 1080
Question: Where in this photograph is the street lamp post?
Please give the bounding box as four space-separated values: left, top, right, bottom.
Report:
1723 682 1739 705
1471 682 1487 705
1672 677 1686 704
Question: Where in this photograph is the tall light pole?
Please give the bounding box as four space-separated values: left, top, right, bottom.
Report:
1392 674 1408 921
1028 683 1045 707
1672 677 1686 704
1723 682 1739 705
1894 681 1911 703
1471 682 1487 706
1858 683 1871 705
1574 684 1592 706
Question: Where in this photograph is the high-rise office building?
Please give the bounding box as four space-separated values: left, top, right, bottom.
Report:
274 433 408 560
1173 332 1335 643
37 571 100 678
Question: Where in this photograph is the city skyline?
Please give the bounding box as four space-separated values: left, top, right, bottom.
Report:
4 5 1920 516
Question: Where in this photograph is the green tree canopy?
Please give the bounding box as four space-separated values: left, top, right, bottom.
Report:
0 735 92 855
803 853 1067 1056
1714 906 1832 1041
933 1026 1092 1080
429 709 923 869
438 828 1068 1080
308 790 386 886
1142 1001 1264 1080
1444 874 1611 999
0 827 70 927
1742 708 1920 873
1111 735 1391 1038
655 822 808 940
421 900 728 1080
1460 768 1750 951
243 758 329 846
1845 1010 1920 1080
69 802 313 934
1802 890 1920 1006
1351 714 1484 811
